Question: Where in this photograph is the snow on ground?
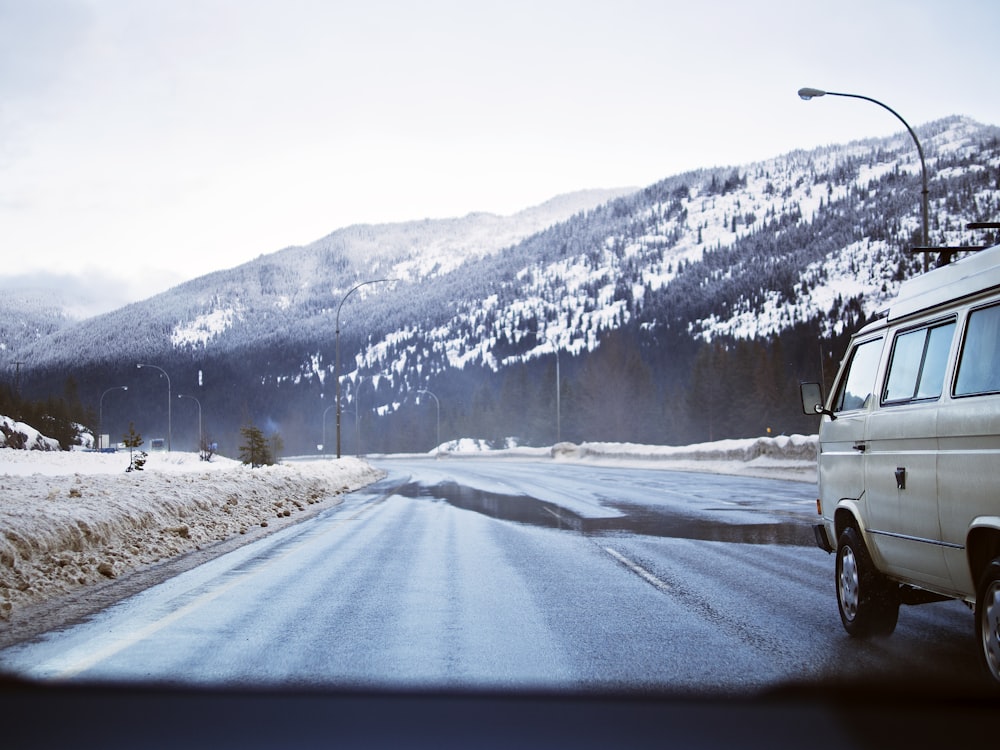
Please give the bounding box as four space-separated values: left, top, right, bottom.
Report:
434 433 818 484
0 433 817 627
568 434 817 482
0 449 382 623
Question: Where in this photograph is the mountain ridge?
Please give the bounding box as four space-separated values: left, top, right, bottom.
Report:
7 115 1000 454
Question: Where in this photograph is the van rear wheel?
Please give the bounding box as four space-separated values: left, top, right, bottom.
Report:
975 559 1000 685
836 527 899 636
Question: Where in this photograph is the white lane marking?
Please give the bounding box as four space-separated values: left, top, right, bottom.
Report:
53 572 249 679
602 547 672 593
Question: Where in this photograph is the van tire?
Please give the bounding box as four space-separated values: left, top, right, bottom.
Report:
975 559 1000 685
836 527 899 637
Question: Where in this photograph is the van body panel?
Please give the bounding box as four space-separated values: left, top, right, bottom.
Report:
864 403 950 586
819 332 886 531
937 397 1000 594
817 410 867 506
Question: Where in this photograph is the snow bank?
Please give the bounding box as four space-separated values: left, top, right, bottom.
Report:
576 433 816 463
569 435 817 481
0 450 383 622
439 434 818 483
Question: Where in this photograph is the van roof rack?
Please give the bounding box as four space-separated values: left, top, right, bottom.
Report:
910 246 988 267
909 222 998 267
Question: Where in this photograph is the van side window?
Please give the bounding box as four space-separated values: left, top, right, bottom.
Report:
882 321 956 404
832 337 883 412
955 303 1000 396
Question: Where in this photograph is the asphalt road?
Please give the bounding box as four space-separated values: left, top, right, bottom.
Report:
0 458 981 692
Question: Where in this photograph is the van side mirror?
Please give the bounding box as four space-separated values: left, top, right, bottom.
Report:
800 381 836 420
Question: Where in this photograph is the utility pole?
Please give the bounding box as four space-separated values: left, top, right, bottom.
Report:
13 361 24 397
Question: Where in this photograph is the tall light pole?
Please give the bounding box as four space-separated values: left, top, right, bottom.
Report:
177 393 202 453
797 87 929 270
351 376 371 457
335 279 391 458
136 363 171 451
98 385 127 450
417 389 440 454
547 339 562 444
340 408 360 457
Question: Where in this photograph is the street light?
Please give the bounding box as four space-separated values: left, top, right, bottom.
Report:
98 385 127 450
798 87 929 269
335 279 391 459
136 363 171 451
417 389 440 454
177 393 202 454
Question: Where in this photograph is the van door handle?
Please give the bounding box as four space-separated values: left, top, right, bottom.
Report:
852 442 867 452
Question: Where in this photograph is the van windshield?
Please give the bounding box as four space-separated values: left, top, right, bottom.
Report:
832 337 884 412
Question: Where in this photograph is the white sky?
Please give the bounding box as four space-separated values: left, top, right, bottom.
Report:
2 0 998 317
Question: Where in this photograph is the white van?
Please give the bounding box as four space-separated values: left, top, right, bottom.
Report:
801 243 1000 684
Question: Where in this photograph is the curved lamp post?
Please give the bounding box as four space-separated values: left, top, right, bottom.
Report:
798 87 929 269
136 363 171 451
335 279 391 458
177 393 202 453
417 389 440 454
98 385 127 450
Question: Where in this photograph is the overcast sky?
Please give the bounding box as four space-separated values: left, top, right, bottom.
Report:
2 0 998 317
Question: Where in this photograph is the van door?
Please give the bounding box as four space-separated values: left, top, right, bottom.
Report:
820 335 884 514
864 319 956 589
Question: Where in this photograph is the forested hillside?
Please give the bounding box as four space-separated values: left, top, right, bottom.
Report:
0 291 72 365
7 117 1000 456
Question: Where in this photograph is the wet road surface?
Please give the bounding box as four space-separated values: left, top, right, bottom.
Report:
0 458 981 692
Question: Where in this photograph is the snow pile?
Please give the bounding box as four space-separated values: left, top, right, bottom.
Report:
571 434 817 480
439 438 495 453
0 416 61 451
437 437 524 453
433 434 818 482
0 450 382 622
577 433 816 463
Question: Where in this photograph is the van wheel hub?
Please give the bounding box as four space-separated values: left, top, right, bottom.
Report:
980 579 1000 681
838 546 860 621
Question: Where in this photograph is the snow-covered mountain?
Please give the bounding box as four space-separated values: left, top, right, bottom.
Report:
8 116 1000 455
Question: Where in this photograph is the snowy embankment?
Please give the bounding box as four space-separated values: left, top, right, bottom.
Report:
437 434 818 483
0 450 382 624
567 434 818 481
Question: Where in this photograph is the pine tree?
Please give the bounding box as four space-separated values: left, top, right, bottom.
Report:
239 424 270 468
123 422 147 472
